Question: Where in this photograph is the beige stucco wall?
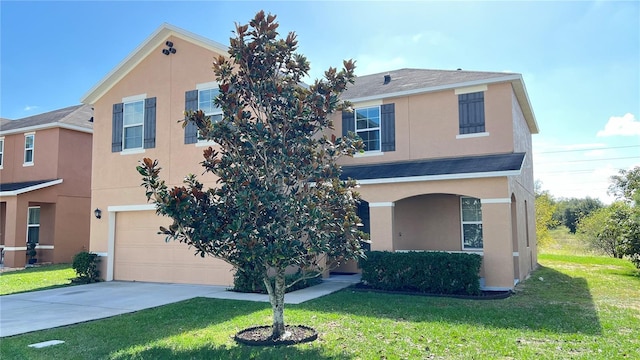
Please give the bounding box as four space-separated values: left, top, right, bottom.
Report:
336 82 517 167
89 36 230 283
0 128 60 183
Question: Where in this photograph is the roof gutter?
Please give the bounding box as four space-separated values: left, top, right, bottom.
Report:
0 179 63 197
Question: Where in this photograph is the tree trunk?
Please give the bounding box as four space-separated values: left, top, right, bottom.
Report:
265 268 288 340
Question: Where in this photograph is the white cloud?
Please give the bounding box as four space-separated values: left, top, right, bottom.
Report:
23 105 38 112
596 113 640 137
355 55 407 76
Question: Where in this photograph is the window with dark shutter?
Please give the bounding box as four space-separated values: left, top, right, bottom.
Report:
143 97 156 149
458 92 485 134
112 103 123 152
342 110 355 137
184 90 198 144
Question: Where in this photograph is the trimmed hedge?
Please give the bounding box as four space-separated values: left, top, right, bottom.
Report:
233 266 322 294
360 251 482 295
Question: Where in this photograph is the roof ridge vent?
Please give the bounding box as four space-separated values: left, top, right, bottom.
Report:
383 74 391 84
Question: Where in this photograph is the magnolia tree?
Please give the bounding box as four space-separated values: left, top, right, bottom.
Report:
137 11 366 340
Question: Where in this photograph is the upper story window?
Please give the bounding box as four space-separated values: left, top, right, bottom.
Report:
0 137 4 168
112 95 156 153
184 84 222 144
355 107 381 152
123 100 144 150
461 196 483 250
458 91 486 135
342 103 395 153
198 88 222 121
24 133 35 165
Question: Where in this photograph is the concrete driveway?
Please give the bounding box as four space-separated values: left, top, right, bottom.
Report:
0 275 359 337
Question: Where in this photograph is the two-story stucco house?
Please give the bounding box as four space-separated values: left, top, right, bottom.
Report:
0 105 93 267
81 24 538 290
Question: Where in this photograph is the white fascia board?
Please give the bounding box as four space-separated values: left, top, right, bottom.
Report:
344 75 522 103
107 204 156 212
81 23 228 105
0 179 63 197
0 123 92 136
354 169 521 185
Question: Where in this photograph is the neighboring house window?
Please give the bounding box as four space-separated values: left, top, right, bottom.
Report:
458 91 485 134
461 196 483 249
27 206 40 244
342 103 395 152
0 137 4 168
24 133 35 165
185 87 222 144
112 96 156 152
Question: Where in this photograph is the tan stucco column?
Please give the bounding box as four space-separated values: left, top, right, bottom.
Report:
369 202 395 251
481 200 514 289
2 196 28 268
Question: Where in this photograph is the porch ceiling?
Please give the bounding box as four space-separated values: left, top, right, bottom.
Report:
341 153 525 181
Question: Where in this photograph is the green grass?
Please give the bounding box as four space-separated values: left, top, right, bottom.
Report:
0 264 76 295
1 254 639 359
2 231 639 359
540 226 591 255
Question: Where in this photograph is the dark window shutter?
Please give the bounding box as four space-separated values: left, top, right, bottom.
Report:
112 103 123 152
184 90 198 144
342 110 355 137
459 92 485 134
143 97 156 149
380 103 395 152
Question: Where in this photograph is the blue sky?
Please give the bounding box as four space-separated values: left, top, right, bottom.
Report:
1 1 638 203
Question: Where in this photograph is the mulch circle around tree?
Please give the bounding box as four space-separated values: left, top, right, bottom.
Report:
234 325 318 346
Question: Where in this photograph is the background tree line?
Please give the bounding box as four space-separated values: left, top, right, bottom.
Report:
535 166 640 268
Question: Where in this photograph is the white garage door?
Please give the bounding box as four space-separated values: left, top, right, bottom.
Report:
113 210 234 286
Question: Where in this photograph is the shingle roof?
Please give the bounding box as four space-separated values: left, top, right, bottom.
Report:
341 152 525 182
0 179 60 192
0 104 93 133
342 68 517 101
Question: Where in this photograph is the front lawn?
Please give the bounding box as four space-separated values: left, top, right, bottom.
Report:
1 254 638 359
0 264 75 296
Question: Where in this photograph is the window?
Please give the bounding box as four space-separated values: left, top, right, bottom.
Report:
123 100 144 150
24 133 35 165
342 103 395 152
0 137 4 168
458 91 485 134
461 196 483 249
355 107 381 152
112 96 156 152
27 206 40 244
198 88 222 120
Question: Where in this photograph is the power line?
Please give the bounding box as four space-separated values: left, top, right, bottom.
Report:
535 144 640 154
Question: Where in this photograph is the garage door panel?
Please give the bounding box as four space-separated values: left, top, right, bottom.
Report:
114 211 234 286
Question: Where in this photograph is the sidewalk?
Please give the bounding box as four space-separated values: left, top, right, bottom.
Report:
0 274 360 337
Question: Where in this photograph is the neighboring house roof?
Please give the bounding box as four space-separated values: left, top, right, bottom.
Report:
0 179 63 196
344 68 538 134
81 23 228 105
0 105 93 136
341 152 525 184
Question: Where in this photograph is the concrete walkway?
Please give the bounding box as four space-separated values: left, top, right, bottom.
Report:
0 274 360 337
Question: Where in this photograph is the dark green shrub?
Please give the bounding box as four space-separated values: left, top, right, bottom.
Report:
360 251 482 295
233 265 322 294
72 251 101 284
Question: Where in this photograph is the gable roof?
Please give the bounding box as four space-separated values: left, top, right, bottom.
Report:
344 68 538 134
0 104 93 135
341 152 525 184
81 23 228 105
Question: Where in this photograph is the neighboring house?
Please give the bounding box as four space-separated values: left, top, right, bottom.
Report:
0 105 93 267
82 24 538 290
